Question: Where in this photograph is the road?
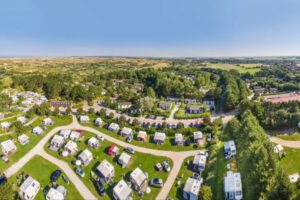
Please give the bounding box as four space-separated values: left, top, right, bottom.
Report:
5 115 201 200
24 116 38 126
270 137 300 149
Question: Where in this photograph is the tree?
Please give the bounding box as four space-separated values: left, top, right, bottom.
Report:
0 93 12 109
99 108 106 117
13 121 24 136
146 87 156 98
199 185 213 200
0 182 14 200
132 118 139 126
52 107 60 116
88 107 95 114
77 107 84 115
65 107 71 115
109 112 114 119
177 122 184 129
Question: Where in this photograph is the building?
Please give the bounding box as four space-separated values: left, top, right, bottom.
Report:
108 144 119 156
117 102 132 110
253 86 265 94
118 152 132 168
17 116 27 124
193 132 204 146
1 122 11 130
78 149 93 166
69 131 82 141
183 178 201 200
153 132 166 145
269 87 278 93
113 180 133 200
166 96 181 102
46 187 64 200
224 141 237 159
159 101 172 110
184 98 199 104
120 127 133 138
1 140 17 155
274 144 284 154
50 101 72 108
50 135 65 151
192 153 207 172
202 99 216 111
174 133 184 145
224 171 243 200
96 159 115 183
80 116 90 123
59 129 71 139
18 134 30 145
64 141 78 155
186 104 204 114
32 126 44 135
130 167 148 192
43 118 54 126
137 131 147 142
88 137 99 149
94 117 103 126
108 123 120 132
289 173 300 183
19 176 40 200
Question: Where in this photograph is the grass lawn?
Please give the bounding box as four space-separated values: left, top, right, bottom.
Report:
280 147 300 174
167 156 194 199
82 115 204 151
9 155 83 200
174 104 211 119
0 115 72 172
44 131 172 200
277 133 300 141
202 63 261 74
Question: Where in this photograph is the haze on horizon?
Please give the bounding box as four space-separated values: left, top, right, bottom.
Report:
1 0 300 57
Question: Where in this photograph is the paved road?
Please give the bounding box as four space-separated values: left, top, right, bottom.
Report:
270 137 300 149
24 116 38 126
5 115 201 200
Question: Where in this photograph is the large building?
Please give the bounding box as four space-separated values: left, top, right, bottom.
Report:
19 176 41 200
224 171 243 200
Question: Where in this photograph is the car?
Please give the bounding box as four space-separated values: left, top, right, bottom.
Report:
206 134 212 142
62 175 70 185
162 161 171 172
155 163 163 171
125 147 135 154
162 117 166 120
126 136 133 143
94 179 106 196
1 155 8 163
184 138 191 146
149 178 163 188
192 173 202 181
97 135 105 141
51 170 62 183
75 167 85 177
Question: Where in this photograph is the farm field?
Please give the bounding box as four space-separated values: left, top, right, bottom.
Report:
201 63 262 74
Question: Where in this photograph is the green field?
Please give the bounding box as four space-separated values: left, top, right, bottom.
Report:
202 63 262 74
280 147 300 174
10 155 83 200
44 131 172 200
277 133 300 141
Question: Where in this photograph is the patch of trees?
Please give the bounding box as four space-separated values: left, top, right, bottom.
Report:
227 111 297 199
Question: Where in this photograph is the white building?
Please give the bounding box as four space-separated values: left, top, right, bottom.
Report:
137 131 147 142
183 177 201 200
1 139 17 155
59 129 71 139
46 187 64 200
80 115 90 123
130 167 148 192
18 134 30 145
192 153 207 172
118 152 132 168
69 131 81 141
113 180 133 200
96 159 115 183
224 140 237 159
193 131 203 146
64 141 78 155
108 123 120 132
19 176 40 200
88 137 99 149
43 117 54 126
94 117 103 126
78 149 93 166
174 133 184 145
50 135 65 151
1 122 11 130
153 132 166 145
32 126 44 135
289 173 300 183
17 116 27 124
224 171 243 200
120 127 133 138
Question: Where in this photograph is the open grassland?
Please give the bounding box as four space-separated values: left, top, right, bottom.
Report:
10 155 83 200
280 147 300 174
201 63 262 74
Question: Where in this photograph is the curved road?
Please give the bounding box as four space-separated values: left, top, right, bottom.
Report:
270 137 300 149
5 115 201 200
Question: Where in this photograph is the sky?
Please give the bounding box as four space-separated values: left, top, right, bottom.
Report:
1 0 300 57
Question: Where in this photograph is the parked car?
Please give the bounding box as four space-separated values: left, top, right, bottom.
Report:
97 135 105 141
126 136 133 143
62 175 70 185
162 161 171 172
192 173 202 181
155 163 163 171
125 147 135 154
206 134 212 142
0 174 7 185
95 179 106 196
75 167 85 177
51 170 62 183
1 155 8 163
184 138 191 146
149 178 163 188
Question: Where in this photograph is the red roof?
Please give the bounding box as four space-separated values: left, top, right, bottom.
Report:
108 144 116 155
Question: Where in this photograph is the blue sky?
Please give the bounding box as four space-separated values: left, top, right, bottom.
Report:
1 0 300 57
